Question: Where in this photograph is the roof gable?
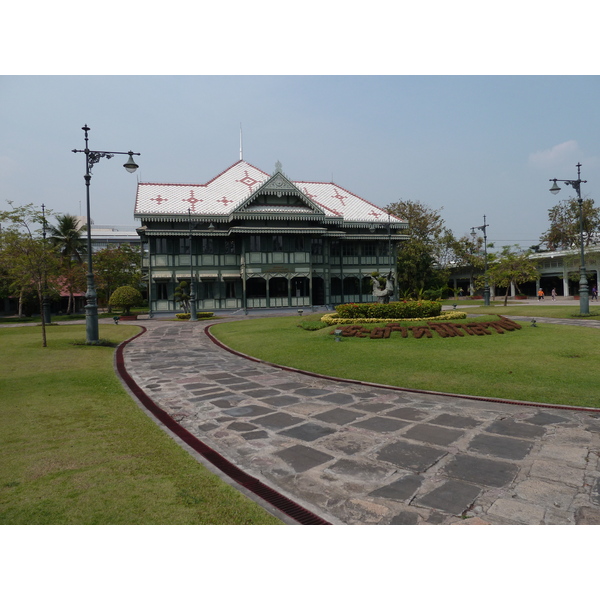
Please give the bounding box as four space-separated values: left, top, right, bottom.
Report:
234 165 327 217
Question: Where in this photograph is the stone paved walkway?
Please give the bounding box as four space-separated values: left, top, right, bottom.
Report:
120 316 600 525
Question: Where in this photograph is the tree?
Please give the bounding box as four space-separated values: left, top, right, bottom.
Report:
540 197 600 251
109 286 143 316
93 245 142 310
450 233 487 295
47 214 87 263
385 200 455 297
0 202 61 346
47 214 87 314
482 246 539 306
174 280 190 312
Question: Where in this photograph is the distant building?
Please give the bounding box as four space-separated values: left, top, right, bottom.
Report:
448 246 600 298
134 160 408 313
73 217 140 252
529 247 600 296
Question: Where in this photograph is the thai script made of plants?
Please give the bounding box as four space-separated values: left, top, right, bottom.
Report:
330 316 522 339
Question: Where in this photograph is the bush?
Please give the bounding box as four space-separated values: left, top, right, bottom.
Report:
335 301 442 320
321 310 467 325
175 312 215 320
298 320 330 331
109 286 144 316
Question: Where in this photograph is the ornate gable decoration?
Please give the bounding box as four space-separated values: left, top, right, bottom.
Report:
234 165 326 217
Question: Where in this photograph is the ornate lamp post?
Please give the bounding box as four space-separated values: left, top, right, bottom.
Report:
188 208 197 321
549 163 589 315
72 125 140 343
387 212 395 301
471 215 490 306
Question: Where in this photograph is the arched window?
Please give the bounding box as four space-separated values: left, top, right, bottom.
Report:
269 276 288 298
247 277 266 298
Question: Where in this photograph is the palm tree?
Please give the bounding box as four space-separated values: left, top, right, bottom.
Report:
47 214 87 313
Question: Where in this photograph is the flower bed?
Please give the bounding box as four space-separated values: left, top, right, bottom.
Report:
329 316 522 339
321 310 466 326
334 300 442 320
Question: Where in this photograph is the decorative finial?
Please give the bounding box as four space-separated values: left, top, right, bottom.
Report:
275 160 282 173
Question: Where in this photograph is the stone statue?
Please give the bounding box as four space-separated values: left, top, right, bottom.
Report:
371 271 394 304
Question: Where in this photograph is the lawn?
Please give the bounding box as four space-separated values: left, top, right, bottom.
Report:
455 303 600 320
210 313 600 408
0 324 281 525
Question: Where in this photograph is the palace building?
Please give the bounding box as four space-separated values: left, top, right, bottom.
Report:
135 160 408 314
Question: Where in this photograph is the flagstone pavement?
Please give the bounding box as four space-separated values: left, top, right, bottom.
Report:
118 313 600 525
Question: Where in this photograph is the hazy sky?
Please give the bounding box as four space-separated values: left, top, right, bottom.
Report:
2 75 599 248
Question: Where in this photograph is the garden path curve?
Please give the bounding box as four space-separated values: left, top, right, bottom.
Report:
118 314 600 525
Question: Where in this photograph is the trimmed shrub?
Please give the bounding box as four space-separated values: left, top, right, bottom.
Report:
109 286 144 316
298 320 330 331
175 312 215 320
321 310 467 325
335 301 442 320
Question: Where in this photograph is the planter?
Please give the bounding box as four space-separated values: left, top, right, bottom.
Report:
119 315 138 321
514 295 527 300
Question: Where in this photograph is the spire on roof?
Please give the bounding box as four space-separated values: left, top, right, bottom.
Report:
275 160 282 174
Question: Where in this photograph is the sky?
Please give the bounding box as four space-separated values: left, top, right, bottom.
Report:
2 75 600 250
3 2 600 253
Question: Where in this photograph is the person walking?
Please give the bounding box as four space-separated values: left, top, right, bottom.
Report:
551 288 557 301
592 286 598 301
538 288 544 301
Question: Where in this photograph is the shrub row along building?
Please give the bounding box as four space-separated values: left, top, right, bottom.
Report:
134 160 408 314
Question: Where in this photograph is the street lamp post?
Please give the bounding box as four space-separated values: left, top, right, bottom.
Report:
188 208 197 321
41 203 51 324
471 215 490 306
549 163 589 315
72 125 140 344
387 213 395 301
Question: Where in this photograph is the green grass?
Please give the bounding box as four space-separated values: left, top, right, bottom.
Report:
0 307 150 324
460 304 600 319
0 325 281 525
210 314 600 408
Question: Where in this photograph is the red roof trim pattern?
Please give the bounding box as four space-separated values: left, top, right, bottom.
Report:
135 162 405 224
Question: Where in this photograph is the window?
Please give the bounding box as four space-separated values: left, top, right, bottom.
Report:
343 243 355 257
155 237 169 254
224 239 236 254
272 235 283 252
331 277 342 295
202 238 214 254
199 281 214 300
311 238 323 255
294 237 305 251
156 282 169 300
225 281 237 298
330 241 340 256
363 243 376 256
179 237 190 254
250 235 261 252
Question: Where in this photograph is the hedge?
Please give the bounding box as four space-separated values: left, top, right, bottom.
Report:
335 301 442 320
321 310 467 325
